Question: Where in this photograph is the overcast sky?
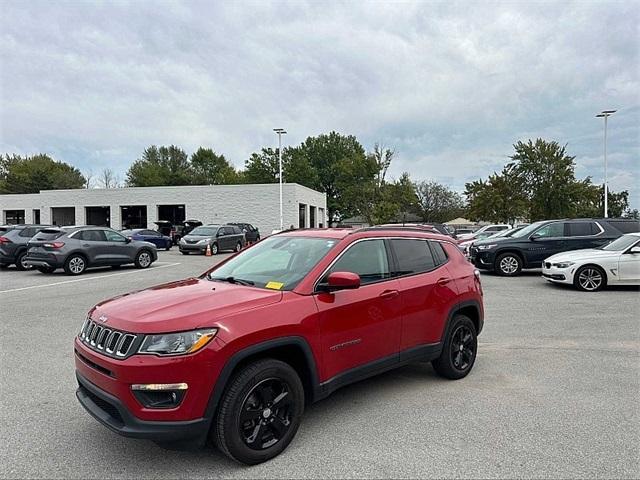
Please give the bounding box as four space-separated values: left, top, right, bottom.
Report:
1 1 638 206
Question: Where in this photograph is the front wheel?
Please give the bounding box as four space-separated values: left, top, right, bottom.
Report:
574 265 606 292
495 252 522 276
210 243 219 255
235 242 242 253
432 314 478 380
214 359 304 465
135 250 153 269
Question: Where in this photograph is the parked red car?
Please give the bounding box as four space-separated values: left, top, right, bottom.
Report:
75 227 484 464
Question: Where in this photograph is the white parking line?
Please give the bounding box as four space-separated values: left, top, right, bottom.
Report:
0 262 181 294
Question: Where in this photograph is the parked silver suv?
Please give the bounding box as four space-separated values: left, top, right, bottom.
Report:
24 226 158 275
178 224 246 255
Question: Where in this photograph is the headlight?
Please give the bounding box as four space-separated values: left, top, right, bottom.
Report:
197 239 209 244
553 262 574 269
138 328 217 356
179 238 186 244
477 244 497 250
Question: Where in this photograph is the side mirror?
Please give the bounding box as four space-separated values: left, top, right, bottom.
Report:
319 271 361 292
629 246 640 254
125 237 132 243
530 234 540 241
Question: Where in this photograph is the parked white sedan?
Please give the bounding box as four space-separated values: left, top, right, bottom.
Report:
542 232 640 291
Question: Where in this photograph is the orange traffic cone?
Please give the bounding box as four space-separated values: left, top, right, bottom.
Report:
205 244 212 256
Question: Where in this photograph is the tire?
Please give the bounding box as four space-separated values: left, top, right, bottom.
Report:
135 249 153 269
37 266 56 274
214 359 305 465
574 265 606 292
64 254 87 275
495 252 522 276
15 251 31 271
235 242 242 253
165 243 171 251
211 243 219 255
432 314 478 380
181 251 190 255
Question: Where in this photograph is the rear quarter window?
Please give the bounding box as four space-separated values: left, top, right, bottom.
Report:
429 241 449 266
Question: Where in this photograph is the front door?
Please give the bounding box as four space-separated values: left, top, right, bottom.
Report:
619 242 640 282
525 221 566 266
314 239 402 381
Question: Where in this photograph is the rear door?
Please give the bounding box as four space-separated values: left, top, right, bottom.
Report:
75 229 110 264
390 239 459 350
564 221 607 251
314 239 402 380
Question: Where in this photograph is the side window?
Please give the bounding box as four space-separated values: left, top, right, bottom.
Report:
19 228 37 238
429 241 449 266
326 239 390 285
533 222 564 238
232 226 242 234
104 230 126 242
390 239 435 275
142 230 160 237
79 230 107 241
567 222 593 237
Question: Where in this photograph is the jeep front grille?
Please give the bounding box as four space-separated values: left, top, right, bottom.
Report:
78 318 140 360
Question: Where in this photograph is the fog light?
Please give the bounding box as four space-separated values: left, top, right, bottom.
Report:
131 383 188 409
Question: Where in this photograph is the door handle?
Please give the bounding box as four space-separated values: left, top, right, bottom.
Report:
437 277 451 286
82 244 90 247
379 289 399 299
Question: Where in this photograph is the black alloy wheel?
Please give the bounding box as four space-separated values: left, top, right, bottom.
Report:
214 359 304 465
239 378 294 450
432 314 477 380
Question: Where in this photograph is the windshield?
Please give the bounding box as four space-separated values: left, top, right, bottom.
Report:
600 234 639 252
207 236 338 290
189 226 219 236
510 222 545 238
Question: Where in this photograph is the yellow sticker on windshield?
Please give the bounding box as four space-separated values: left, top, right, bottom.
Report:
265 281 284 290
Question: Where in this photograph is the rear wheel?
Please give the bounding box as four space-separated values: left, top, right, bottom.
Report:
495 252 522 276
165 243 171 251
15 251 31 271
135 250 153 269
432 314 477 380
214 359 304 465
574 265 606 292
64 254 87 275
37 266 56 274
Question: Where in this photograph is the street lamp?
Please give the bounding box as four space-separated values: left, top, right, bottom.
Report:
595 110 616 218
273 128 287 230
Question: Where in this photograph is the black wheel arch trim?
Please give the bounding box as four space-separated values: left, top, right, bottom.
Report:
203 336 321 423
442 300 484 339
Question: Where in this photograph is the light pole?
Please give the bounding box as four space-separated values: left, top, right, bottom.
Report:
595 110 616 218
273 128 287 230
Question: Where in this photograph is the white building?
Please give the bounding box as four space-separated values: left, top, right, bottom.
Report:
0 183 327 233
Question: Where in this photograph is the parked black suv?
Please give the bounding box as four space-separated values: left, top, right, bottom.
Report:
0 224 52 270
470 218 640 276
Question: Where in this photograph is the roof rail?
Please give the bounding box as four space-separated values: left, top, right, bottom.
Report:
357 225 440 234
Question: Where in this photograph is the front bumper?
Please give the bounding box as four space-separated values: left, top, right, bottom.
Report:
469 249 496 270
74 337 223 445
179 244 207 253
541 264 574 284
76 372 209 445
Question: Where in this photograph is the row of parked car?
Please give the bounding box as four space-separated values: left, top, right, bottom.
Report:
0 221 262 275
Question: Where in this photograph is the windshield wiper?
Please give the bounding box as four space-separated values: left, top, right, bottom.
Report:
209 275 255 286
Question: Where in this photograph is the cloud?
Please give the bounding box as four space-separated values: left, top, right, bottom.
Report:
1 0 638 206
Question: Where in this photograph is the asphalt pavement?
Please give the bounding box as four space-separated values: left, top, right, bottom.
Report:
1 250 638 479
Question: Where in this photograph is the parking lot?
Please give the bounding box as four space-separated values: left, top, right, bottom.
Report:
1 249 638 479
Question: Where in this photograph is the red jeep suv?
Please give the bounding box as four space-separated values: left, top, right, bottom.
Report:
74 227 484 464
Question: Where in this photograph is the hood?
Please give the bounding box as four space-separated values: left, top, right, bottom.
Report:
474 236 515 247
91 278 283 334
545 248 618 263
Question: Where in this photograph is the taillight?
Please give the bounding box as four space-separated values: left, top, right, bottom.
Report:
0 236 11 244
44 242 65 249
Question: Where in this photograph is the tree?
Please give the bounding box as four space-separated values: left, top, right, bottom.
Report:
126 145 191 186
98 168 121 188
293 132 371 223
416 180 466 223
242 148 281 184
508 139 577 221
190 148 238 185
0 153 86 193
465 166 528 223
